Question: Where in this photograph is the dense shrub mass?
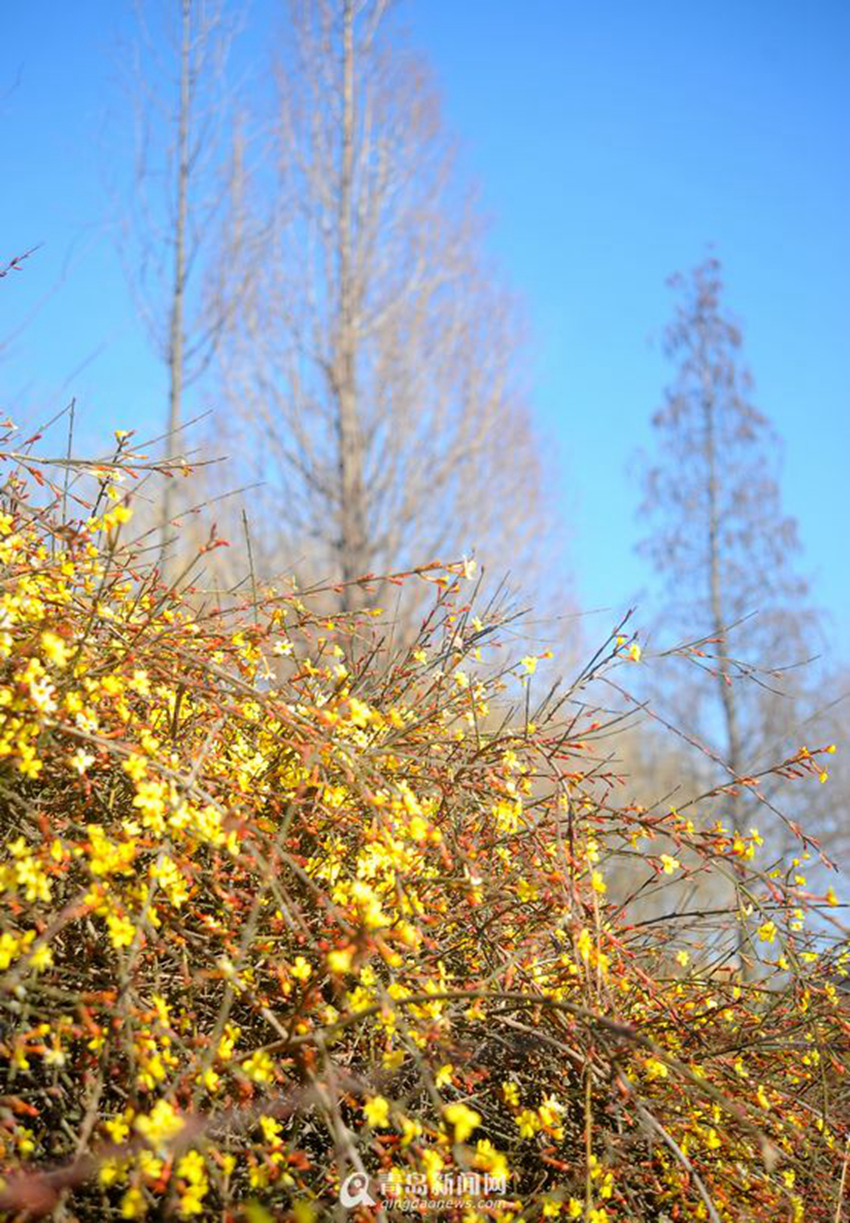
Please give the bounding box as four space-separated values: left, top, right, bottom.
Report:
0 429 847 1221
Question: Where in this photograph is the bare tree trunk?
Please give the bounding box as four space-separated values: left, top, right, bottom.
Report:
161 0 191 576
703 361 748 971
703 374 744 822
333 0 368 610
116 0 241 590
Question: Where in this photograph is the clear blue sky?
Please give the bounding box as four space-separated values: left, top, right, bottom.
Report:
2 1 848 636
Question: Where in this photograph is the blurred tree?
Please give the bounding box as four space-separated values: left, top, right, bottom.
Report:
637 257 821 843
213 0 561 617
115 0 242 573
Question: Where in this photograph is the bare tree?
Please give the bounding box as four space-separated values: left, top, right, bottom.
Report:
638 257 822 839
214 0 561 617
116 0 241 572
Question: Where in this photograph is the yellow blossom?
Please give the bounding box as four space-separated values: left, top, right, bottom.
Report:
242 1050 275 1084
443 1102 481 1143
135 1099 184 1152
123 754 148 782
121 1187 146 1219
435 1063 454 1088
502 1081 520 1106
515 1109 541 1138
104 1115 131 1145
291 956 312 981
41 630 69 667
327 947 354 974
364 1096 390 1128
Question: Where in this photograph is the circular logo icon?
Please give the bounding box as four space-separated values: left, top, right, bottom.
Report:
340 1172 376 1209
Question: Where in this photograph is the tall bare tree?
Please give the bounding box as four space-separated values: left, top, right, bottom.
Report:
214 0 561 616
117 0 240 572
638 257 820 839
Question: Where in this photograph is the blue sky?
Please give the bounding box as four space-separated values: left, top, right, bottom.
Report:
2 1 848 638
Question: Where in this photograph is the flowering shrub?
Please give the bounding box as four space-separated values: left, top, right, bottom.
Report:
0 425 846 1221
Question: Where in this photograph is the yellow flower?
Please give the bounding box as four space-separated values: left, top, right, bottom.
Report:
197 1067 220 1093
121 1187 146 1219
105 1115 131 1145
104 503 133 531
628 642 642 662
107 912 136 949
576 927 593 962
291 956 312 981
132 780 168 832
401 1116 423 1146
28 943 53 972
41 630 69 667
502 1080 520 1106
676 949 690 967
135 1099 184 1152
149 855 189 907
123 754 148 782
130 670 151 696
435 1063 454 1088
347 697 372 727
243 1050 275 1084
364 1096 390 1128
473 1138 508 1179
521 655 538 675
217 1023 240 1061
443 1102 481 1143
327 947 354 975
516 1108 541 1138
259 1115 282 1145
660 854 679 875
177 1149 206 1183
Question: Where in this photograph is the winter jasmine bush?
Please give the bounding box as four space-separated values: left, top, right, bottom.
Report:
0 422 846 1221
